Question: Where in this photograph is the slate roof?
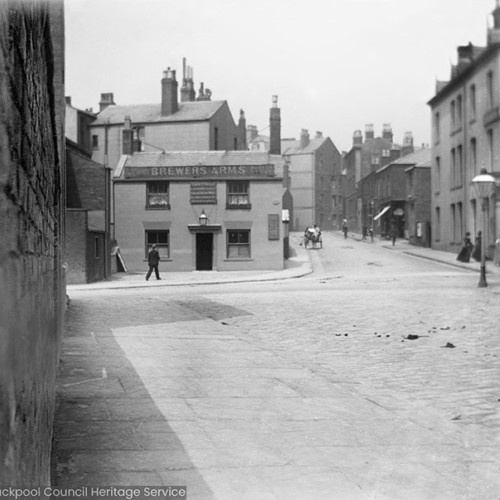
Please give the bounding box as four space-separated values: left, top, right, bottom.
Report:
376 148 431 173
123 151 275 168
281 137 328 155
91 100 226 126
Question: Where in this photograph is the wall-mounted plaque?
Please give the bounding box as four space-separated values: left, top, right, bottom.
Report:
190 181 217 204
268 214 280 240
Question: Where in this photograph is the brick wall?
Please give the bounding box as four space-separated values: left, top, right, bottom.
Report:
0 0 65 486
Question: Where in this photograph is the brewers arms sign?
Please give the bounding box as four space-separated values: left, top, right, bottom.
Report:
124 165 275 180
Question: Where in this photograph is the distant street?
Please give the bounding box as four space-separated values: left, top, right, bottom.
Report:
53 232 500 499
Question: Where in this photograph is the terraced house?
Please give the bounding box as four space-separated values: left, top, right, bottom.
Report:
428 1 500 256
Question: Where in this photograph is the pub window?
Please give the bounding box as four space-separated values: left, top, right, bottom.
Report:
145 230 169 259
146 181 170 209
227 181 250 209
92 135 99 150
227 230 250 258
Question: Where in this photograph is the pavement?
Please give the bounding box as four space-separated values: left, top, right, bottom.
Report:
52 231 500 499
66 231 500 293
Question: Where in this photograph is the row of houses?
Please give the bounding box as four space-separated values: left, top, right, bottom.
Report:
330 1 500 257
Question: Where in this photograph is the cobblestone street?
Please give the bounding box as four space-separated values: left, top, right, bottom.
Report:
53 232 500 499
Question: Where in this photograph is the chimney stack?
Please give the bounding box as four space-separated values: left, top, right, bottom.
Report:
269 95 281 155
402 131 414 156
489 0 500 44
300 129 310 149
353 130 362 146
196 82 212 101
247 125 258 144
315 131 323 139
238 109 247 150
180 57 196 102
161 68 178 116
99 92 115 112
382 123 393 142
122 115 134 155
65 96 72 106
365 123 374 141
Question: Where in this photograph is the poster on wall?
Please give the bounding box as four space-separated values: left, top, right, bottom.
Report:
268 214 280 240
190 181 217 204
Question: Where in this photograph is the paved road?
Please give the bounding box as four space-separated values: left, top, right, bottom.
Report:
53 233 500 499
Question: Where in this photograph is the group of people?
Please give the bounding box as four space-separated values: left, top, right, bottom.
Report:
456 231 482 263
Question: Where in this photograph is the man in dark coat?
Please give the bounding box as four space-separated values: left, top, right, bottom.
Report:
146 245 161 281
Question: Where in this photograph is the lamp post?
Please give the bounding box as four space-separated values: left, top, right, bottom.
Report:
472 168 495 287
199 209 208 226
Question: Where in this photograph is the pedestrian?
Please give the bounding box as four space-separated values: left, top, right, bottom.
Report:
362 225 367 240
369 225 374 242
456 232 473 262
389 219 397 246
472 231 482 262
145 244 161 281
342 219 348 239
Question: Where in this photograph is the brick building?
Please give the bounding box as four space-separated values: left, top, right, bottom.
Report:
0 0 65 485
113 151 286 272
282 130 342 231
66 139 112 283
372 148 431 240
89 61 246 172
428 1 500 256
406 153 432 246
344 124 414 232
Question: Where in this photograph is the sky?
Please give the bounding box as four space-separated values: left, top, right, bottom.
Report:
65 0 495 152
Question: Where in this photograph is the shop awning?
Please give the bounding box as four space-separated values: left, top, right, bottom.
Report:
373 206 390 221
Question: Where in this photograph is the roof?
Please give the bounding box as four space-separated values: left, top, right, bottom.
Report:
281 137 328 155
427 44 492 106
122 151 277 168
91 100 226 126
376 148 431 173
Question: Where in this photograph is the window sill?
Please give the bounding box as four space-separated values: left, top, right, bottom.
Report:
226 204 252 210
146 205 171 210
224 258 253 262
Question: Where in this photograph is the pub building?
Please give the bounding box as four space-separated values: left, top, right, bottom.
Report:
113 150 286 272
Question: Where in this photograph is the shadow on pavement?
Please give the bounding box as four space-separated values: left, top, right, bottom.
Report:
51 297 215 499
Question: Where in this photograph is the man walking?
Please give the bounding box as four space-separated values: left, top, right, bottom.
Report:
342 219 348 239
146 245 161 281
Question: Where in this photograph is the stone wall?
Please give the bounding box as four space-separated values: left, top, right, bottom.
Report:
0 0 65 487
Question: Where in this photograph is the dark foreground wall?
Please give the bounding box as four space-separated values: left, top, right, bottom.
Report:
0 0 65 486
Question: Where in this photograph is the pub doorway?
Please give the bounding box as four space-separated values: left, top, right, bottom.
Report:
196 233 213 270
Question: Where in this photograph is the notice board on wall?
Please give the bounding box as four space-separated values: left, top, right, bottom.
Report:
268 214 280 240
190 181 217 204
